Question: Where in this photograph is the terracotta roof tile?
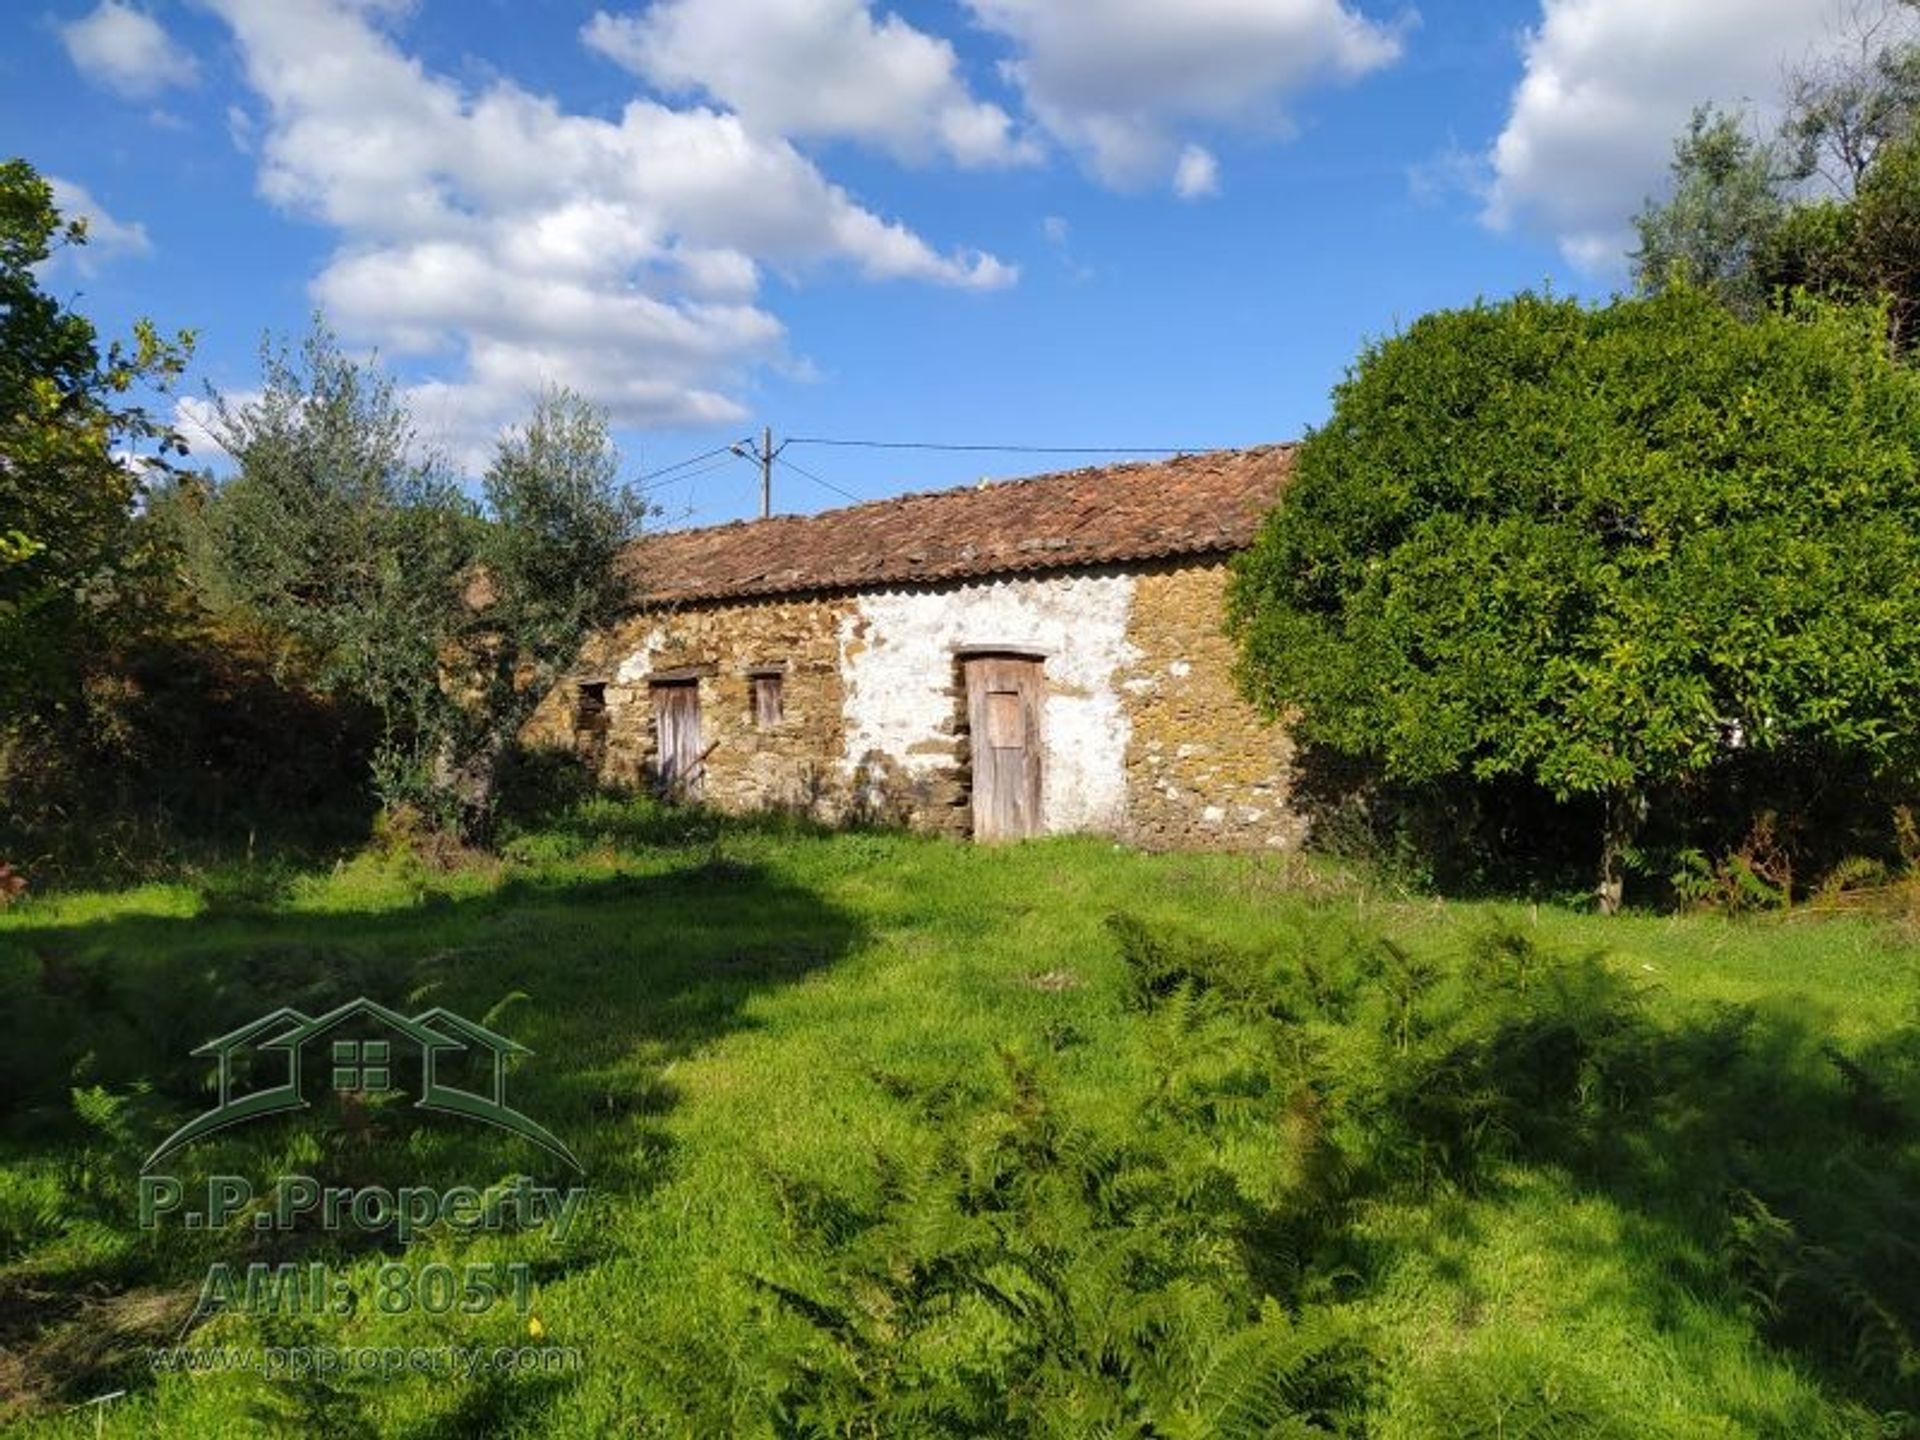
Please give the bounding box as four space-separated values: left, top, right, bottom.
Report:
622 445 1293 605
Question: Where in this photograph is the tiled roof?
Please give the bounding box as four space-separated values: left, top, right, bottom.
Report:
622 445 1293 605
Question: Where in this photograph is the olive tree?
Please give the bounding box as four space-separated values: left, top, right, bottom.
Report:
206 327 644 836
438 389 647 831
1634 3 1920 349
208 328 475 814
1631 107 1789 315
1227 288 1920 911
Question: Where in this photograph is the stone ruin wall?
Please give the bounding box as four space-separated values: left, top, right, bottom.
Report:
524 558 1303 849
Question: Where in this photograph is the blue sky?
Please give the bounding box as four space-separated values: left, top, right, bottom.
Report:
5 0 1871 526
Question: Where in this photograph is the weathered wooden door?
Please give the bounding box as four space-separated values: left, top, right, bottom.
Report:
652 681 703 799
965 655 1043 842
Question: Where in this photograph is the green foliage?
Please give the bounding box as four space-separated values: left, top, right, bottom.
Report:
193 330 644 836
0 158 193 722
478 389 645 667
1385 1335 1648 1440
1763 132 1920 350
1637 9 1920 353
1632 107 1790 314
1228 287 1920 905
0 610 377 889
1 815 1916 1431
744 1048 1375 1436
439 388 647 834
203 325 476 818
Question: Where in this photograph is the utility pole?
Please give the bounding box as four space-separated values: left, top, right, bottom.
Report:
760 424 773 520
734 428 787 519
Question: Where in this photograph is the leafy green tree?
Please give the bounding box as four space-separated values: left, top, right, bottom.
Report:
1763 132 1920 350
0 158 192 718
439 388 647 831
207 326 476 816
1631 108 1789 314
1636 6 1920 347
1227 288 1920 912
203 330 644 835
1782 0 1920 195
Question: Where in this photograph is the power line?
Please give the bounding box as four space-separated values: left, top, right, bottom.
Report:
784 437 1201 457
638 440 752 483
637 452 746 494
674 453 751 485
775 453 865 506
650 428 1208 521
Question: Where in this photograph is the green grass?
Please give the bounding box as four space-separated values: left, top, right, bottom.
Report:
1 799 1917 1436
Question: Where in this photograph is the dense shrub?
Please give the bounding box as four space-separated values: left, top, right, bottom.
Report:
0 621 374 887
1229 288 1920 911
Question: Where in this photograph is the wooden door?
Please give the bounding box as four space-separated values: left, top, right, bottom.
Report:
965 655 1043 842
652 681 703 799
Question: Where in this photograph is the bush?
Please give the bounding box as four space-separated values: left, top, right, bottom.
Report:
1230 288 1920 911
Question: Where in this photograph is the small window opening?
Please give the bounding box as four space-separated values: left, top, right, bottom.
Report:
751 672 784 729
575 681 609 731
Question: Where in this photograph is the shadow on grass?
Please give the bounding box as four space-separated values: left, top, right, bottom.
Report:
1366 960 1920 1420
500 789 882 861
0 852 865 1425
1108 911 1920 1422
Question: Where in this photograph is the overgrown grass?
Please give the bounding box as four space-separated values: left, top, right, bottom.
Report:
1 799 1917 1435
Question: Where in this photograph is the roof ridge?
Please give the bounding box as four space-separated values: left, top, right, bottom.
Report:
644 443 1296 539
623 444 1296 604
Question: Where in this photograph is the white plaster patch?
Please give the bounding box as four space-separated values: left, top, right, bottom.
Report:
840 573 1140 834
614 626 671 684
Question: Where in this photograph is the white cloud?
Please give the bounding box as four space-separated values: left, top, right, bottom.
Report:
171 393 238 465
964 0 1405 193
1038 213 1095 282
40 177 153 275
203 0 1014 461
1173 144 1221 200
59 1 198 99
1483 0 1916 271
583 0 1039 168
1406 138 1490 207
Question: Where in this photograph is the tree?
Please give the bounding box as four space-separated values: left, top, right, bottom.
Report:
207 326 476 816
0 158 192 718
203 329 645 836
1635 4 1920 347
1227 289 1920 912
1782 0 1920 195
1631 108 1789 314
439 388 647 832
1762 131 1920 350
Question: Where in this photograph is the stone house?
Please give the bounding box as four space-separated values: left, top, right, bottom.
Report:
525 445 1303 847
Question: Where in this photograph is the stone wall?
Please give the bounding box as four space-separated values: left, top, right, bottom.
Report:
524 594 856 817
524 556 1302 848
1118 559 1302 849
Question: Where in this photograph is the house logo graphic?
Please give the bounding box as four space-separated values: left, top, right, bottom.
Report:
142 997 581 1173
